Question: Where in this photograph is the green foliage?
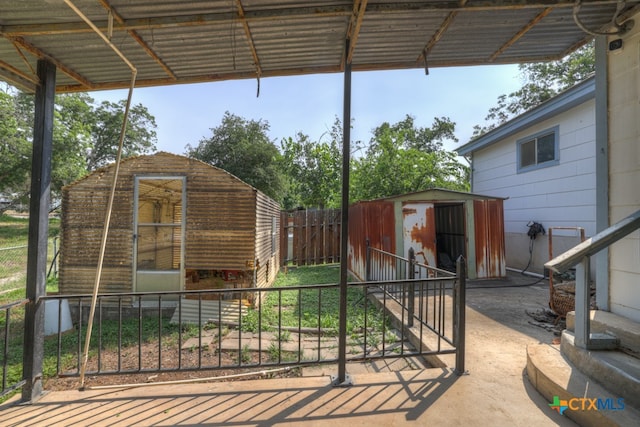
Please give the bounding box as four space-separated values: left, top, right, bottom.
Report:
473 42 595 136
280 119 343 209
0 91 157 209
186 112 286 203
87 100 158 170
0 91 30 197
351 115 468 201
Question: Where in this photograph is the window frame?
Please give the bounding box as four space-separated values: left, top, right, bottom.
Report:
516 125 560 173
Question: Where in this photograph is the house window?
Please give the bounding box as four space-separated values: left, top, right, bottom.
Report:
517 126 559 173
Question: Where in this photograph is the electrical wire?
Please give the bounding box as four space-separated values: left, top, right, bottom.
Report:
573 0 630 36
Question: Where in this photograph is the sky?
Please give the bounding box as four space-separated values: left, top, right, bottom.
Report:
90 64 523 156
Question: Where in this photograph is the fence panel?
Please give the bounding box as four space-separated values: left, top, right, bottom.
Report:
280 209 341 266
0 238 58 293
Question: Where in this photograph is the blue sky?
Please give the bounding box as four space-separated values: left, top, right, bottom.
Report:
92 64 522 155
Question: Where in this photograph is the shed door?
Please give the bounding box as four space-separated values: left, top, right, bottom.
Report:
133 177 186 297
402 202 437 276
473 199 506 278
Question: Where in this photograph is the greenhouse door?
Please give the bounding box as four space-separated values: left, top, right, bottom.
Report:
133 176 186 299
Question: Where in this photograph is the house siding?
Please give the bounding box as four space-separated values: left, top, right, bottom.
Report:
607 18 640 322
470 99 596 273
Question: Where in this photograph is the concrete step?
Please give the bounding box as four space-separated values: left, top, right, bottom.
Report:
561 330 640 410
169 298 248 325
527 342 640 427
567 310 640 356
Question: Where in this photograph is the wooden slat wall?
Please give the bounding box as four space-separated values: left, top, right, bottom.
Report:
280 209 341 266
59 152 280 295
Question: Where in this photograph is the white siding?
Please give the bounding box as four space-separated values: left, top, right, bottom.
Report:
471 100 596 273
607 17 640 322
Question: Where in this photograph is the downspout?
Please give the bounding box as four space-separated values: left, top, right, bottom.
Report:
595 36 609 311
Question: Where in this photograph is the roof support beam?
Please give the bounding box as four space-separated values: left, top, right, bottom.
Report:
97 0 177 80
418 11 459 63
7 36 93 89
235 0 262 79
0 58 39 87
418 0 467 63
489 7 553 61
345 0 369 65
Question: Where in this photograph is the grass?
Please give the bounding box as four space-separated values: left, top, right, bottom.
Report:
0 213 60 295
243 265 390 337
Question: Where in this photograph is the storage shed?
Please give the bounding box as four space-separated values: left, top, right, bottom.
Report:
348 189 506 281
59 152 280 303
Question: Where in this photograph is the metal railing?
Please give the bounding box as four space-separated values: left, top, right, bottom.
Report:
1 298 28 398
1 270 461 393
2 241 465 398
546 209 640 349
364 243 465 372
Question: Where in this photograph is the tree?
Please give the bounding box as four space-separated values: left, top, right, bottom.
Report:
0 90 158 210
351 115 468 201
473 42 595 136
280 118 344 209
87 100 158 171
186 112 285 202
0 90 30 209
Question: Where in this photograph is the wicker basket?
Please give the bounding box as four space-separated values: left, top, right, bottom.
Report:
550 291 575 318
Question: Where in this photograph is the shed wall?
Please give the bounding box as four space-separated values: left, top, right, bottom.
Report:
348 201 396 281
255 191 280 288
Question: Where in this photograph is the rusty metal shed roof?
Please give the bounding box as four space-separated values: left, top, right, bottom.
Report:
354 187 507 204
1 1 637 94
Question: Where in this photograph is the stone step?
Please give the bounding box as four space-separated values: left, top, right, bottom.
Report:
561 330 640 410
527 341 640 427
566 310 640 356
169 298 248 325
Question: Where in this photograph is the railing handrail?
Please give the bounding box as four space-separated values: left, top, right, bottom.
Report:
546 208 640 273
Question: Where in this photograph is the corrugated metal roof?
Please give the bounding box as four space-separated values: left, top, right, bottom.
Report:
0 1 636 93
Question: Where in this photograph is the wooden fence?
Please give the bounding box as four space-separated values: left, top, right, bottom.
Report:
280 209 341 266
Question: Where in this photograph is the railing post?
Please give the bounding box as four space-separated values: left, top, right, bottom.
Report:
454 256 466 375
365 238 371 282
574 256 590 349
408 248 415 327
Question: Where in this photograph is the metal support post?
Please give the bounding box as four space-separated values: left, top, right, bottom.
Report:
454 256 466 375
574 257 590 348
22 59 56 402
333 37 352 387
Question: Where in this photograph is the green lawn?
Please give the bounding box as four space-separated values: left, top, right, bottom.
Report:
0 214 60 298
244 264 388 337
